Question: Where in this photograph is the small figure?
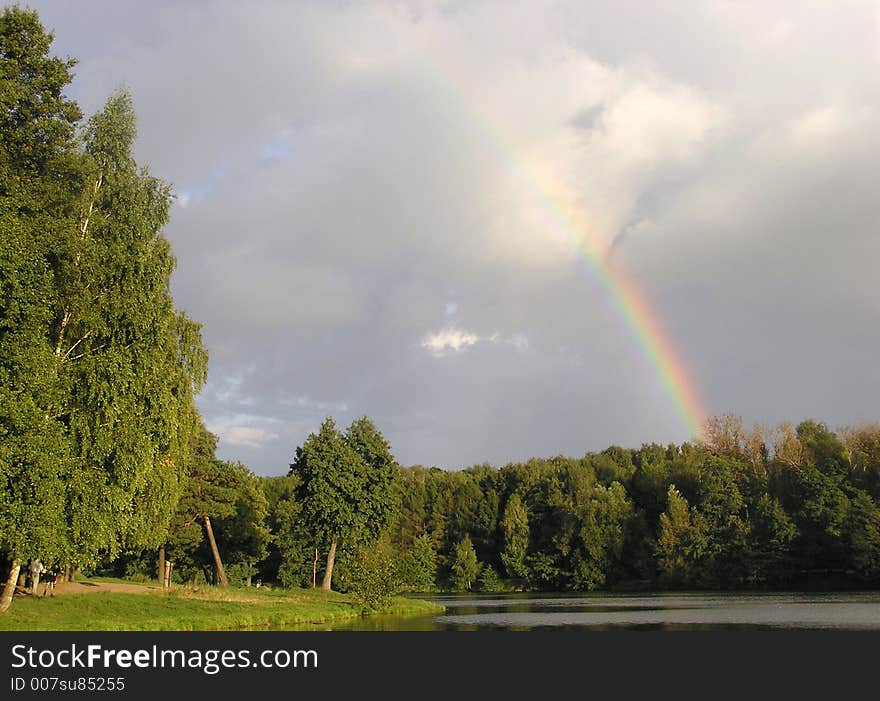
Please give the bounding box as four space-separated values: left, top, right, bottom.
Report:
42 569 57 597
255 578 262 588
29 559 44 596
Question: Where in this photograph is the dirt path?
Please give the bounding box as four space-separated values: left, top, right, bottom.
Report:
30 580 161 598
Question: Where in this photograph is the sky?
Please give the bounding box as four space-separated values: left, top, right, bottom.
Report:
25 0 880 475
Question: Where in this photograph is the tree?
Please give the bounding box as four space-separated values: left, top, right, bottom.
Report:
748 494 797 585
290 416 398 591
168 427 239 586
500 493 529 579
656 486 709 587
343 537 399 611
344 416 399 541
212 464 271 586
58 90 206 565
2 9 206 610
0 5 80 612
569 482 633 590
450 535 479 591
397 533 438 592
477 565 505 592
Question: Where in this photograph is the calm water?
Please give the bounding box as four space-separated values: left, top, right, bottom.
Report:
287 591 880 631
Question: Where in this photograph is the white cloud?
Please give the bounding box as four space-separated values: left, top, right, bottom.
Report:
422 328 531 357
421 328 479 355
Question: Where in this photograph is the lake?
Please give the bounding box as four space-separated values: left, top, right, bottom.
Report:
291 591 880 630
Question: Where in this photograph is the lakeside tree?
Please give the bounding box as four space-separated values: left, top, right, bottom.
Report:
450 535 479 591
167 427 239 586
0 5 81 612
397 533 438 592
1 7 206 611
212 465 271 586
289 416 398 590
500 493 529 579
58 89 207 566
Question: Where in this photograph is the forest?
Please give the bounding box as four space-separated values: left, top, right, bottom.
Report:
2 8 880 615
103 414 880 598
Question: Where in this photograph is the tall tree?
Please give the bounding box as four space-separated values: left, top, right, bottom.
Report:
290 416 398 591
450 535 479 591
212 464 271 586
168 426 239 586
0 7 81 611
500 493 529 579
2 8 207 612
57 90 206 565
344 416 399 541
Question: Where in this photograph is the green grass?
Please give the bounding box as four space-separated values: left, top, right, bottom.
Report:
0 585 444 631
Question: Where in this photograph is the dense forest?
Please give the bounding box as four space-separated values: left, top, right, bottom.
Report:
3 8 880 614
103 414 880 598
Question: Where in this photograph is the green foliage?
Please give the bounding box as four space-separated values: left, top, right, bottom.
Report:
274 495 315 588
291 418 366 549
568 482 633 590
450 535 479 591
1 8 205 593
164 427 269 584
846 492 880 583
656 486 709 587
477 565 506 592
500 493 529 579
748 494 797 585
396 533 438 592
341 539 399 611
288 416 399 589
211 464 271 581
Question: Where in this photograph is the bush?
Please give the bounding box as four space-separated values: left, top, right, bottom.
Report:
477 565 506 592
397 534 438 592
344 540 399 611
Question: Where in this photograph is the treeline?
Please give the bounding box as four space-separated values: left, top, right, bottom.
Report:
107 415 880 599
381 416 880 592
1 8 207 610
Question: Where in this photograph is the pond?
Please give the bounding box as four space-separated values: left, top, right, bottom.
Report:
289 591 880 630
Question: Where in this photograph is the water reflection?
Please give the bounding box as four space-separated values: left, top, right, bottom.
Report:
282 591 880 631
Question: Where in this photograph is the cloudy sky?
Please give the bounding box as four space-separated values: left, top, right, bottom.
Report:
29 0 880 474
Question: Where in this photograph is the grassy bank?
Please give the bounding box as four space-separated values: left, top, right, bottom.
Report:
0 582 443 631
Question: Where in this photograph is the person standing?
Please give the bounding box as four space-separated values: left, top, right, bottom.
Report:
29 559 44 596
42 569 57 597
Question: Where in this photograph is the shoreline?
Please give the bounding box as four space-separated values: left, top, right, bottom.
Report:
0 581 444 632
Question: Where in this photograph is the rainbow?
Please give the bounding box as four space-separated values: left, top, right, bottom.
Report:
433 74 709 439
524 158 708 438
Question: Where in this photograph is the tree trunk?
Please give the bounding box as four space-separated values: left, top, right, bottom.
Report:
203 514 229 587
321 537 337 591
157 545 165 584
1 560 21 613
312 548 318 588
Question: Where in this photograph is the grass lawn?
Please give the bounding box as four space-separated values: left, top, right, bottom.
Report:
0 580 443 631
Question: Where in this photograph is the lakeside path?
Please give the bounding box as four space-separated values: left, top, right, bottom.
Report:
40 579 163 597
0 578 443 631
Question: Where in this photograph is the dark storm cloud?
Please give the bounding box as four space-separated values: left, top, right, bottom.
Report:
28 0 880 473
